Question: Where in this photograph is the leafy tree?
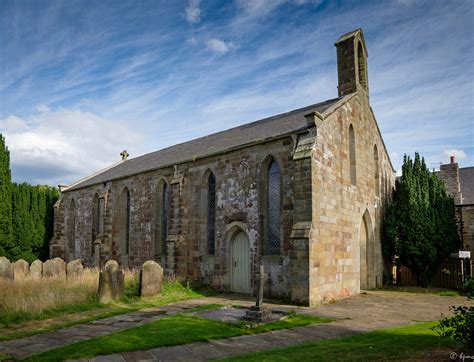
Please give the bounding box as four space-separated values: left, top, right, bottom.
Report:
383 153 460 287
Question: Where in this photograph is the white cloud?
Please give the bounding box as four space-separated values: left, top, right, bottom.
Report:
235 0 322 17
36 104 50 113
396 0 418 6
0 108 145 185
185 0 201 24
235 0 281 17
442 149 467 163
206 38 235 54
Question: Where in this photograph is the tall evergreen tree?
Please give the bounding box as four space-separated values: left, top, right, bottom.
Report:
384 153 461 286
0 133 13 256
0 134 59 262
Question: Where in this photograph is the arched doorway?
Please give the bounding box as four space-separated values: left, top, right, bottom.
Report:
231 231 251 294
360 211 375 290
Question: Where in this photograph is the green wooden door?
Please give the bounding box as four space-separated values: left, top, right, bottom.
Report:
231 231 251 294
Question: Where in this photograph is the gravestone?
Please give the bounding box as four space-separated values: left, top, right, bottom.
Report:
243 265 272 322
30 260 43 278
140 260 163 297
98 260 124 303
67 259 84 281
13 259 29 280
43 257 66 278
0 256 14 280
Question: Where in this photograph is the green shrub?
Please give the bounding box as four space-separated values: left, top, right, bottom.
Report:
433 305 474 347
462 278 474 298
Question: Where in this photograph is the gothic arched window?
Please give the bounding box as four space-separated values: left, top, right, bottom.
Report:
67 199 76 260
373 144 379 196
207 173 216 255
118 188 131 257
92 193 100 244
154 180 169 257
267 160 281 255
349 124 357 186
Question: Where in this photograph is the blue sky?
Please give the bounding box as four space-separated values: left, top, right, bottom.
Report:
0 0 473 186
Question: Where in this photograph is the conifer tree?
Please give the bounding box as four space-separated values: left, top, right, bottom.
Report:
0 134 59 262
384 153 461 286
0 134 13 256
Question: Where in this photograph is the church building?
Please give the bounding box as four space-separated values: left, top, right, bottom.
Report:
50 29 396 305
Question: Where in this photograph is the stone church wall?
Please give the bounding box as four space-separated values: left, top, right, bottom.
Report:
309 93 395 304
51 137 303 299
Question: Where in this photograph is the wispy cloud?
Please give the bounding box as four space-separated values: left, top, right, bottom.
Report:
185 0 201 24
206 38 235 54
0 0 472 185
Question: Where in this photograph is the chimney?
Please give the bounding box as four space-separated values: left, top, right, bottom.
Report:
439 155 462 205
120 150 129 160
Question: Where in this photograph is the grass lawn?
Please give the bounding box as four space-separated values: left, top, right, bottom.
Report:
0 279 216 341
25 311 333 361
223 321 462 361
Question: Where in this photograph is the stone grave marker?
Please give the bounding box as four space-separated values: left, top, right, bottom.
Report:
140 260 163 297
30 260 43 278
67 259 84 281
43 257 66 278
13 259 29 280
0 256 14 280
98 260 124 303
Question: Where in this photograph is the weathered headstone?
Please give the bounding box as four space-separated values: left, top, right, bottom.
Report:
43 257 66 278
66 259 84 281
13 259 30 280
0 256 14 280
98 260 124 303
30 260 43 278
140 260 163 297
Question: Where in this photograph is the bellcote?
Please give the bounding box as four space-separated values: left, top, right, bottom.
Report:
335 28 369 97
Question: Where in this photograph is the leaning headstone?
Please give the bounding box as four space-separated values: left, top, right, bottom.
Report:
140 260 164 297
43 257 66 278
67 259 84 281
98 260 124 303
0 256 14 280
13 259 30 280
30 260 43 278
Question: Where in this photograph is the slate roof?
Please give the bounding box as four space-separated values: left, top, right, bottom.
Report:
460 167 474 204
65 97 343 191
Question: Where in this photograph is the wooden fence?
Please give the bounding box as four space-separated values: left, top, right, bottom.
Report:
398 257 471 288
